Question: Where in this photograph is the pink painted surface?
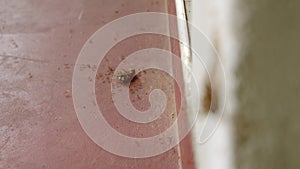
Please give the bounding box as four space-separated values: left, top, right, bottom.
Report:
0 0 195 168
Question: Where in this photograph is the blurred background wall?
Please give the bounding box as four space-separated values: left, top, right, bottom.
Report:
189 0 300 169
234 0 300 169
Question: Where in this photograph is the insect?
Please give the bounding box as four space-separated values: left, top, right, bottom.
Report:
116 69 136 84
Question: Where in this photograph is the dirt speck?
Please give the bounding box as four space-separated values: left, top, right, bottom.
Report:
28 73 33 79
108 66 114 73
10 39 18 48
64 90 72 98
171 113 175 120
96 73 103 79
54 116 62 120
64 64 71 69
120 55 126 60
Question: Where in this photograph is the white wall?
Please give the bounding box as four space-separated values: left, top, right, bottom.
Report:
188 0 241 169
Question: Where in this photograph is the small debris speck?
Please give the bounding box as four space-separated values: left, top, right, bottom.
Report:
116 69 136 84
64 64 71 69
64 90 71 98
108 67 114 73
28 73 33 79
